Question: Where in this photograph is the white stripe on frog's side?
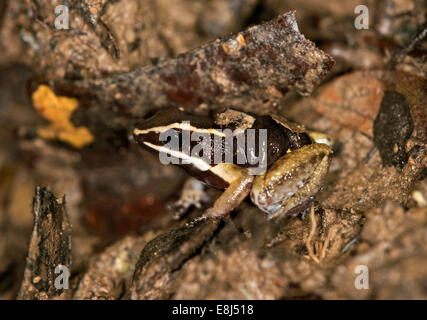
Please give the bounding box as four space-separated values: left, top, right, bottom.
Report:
142 141 212 172
133 123 227 137
143 142 247 185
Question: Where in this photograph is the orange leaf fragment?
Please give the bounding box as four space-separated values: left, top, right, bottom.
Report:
32 85 94 148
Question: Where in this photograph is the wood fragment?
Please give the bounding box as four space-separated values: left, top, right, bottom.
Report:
17 187 71 300
129 218 221 299
56 11 334 135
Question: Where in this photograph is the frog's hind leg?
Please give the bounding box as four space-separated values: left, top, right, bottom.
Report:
199 175 254 220
268 152 331 220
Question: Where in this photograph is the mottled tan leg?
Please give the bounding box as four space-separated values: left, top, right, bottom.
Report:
200 175 254 220
268 153 331 220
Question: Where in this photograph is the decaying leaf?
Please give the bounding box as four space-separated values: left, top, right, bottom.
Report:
286 70 426 212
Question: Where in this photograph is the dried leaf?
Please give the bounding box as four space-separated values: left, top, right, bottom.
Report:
32 85 94 148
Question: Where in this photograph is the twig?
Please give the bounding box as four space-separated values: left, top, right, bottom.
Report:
305 206 320 264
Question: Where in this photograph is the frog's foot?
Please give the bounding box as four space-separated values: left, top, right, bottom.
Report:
251 143 332 220
169 178 210 220
198 175 254 220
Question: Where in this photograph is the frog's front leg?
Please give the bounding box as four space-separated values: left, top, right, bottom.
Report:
250 143 332 220
201 174 254 220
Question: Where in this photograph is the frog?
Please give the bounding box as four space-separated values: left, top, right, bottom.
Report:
133 108 333 220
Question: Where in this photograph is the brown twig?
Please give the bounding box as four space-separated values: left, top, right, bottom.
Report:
305 206 320 264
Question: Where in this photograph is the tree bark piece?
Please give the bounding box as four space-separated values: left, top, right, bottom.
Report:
129 218 221 300
57 11 334 134
17 187 71 300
